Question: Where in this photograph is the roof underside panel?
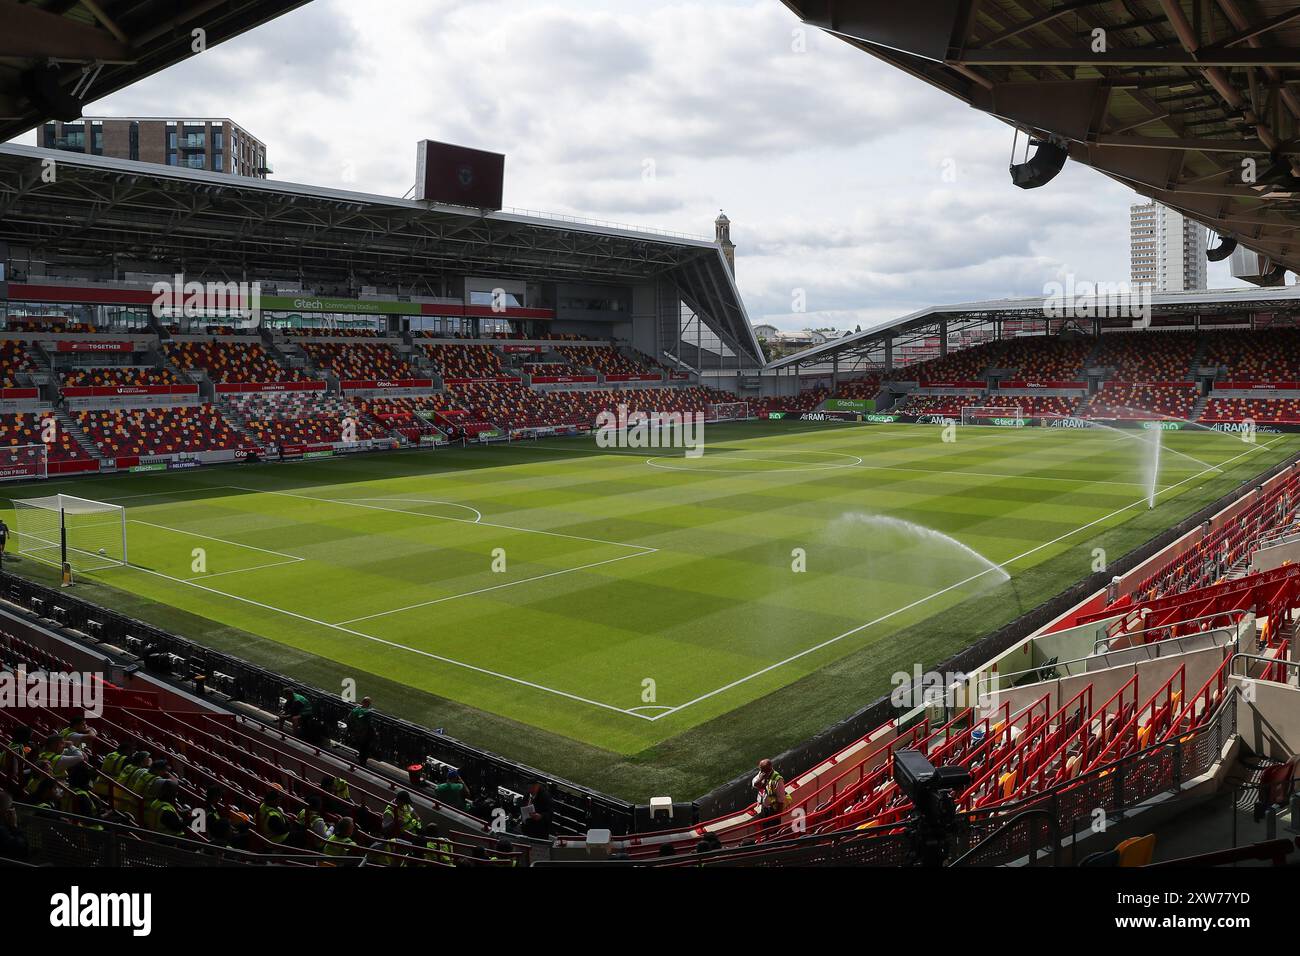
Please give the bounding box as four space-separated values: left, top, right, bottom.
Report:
0 0 312 143
782 0 1300 275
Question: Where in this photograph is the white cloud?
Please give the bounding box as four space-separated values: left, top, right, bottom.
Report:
11 0 1251 331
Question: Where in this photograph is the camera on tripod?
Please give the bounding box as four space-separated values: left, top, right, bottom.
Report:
893 748 972 865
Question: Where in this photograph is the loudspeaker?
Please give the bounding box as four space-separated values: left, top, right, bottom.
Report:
23 64 84 123
1010 140 1069 189
1206 235 1237 262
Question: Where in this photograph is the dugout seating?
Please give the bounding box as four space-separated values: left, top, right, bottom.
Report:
0 413 90 461
165 341 309 383
300 342 416 380
1092 330 1197 382
1200 397 1300 424
61 367 184 388
1078 383 1197 420
0 340 36 386
74 406 244 456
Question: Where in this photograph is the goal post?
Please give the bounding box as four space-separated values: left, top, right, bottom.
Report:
0 444 48 482
9 494 127 572
706 402 749 423
960 405 1025 427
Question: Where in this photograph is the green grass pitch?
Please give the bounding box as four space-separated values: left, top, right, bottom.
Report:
3 419 1296 801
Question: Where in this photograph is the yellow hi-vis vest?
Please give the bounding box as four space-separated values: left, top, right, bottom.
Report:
256 804 289 843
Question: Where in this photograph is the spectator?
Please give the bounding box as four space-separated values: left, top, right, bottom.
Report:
434 769 470 811
36 732 85 779
521 780 553 839
203 785 232 845
296 794 327 850
1 725 32 784
347 696 376 765
278 687 314 737
382 790 421 839
422 821 453 866
324 816 357 858
492 836 518 866
149 780 187 838
752 758 787 836
255 789 290 845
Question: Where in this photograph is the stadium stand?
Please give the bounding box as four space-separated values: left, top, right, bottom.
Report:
61 367 185 388
997 337 1091 381
1001 395 1078 418
422 343 516 382
300 342 417 380
0 340 36 386
1078 383 1197 420
1200 397 1300 424
895 394 983 417
1091 330 1197 382
75 406 246 456
165 340 310 383
229 393 387 446
0 413 90 461
1201 327 1300 382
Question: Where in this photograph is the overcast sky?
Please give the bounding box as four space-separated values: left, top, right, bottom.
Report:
13 0 1249 330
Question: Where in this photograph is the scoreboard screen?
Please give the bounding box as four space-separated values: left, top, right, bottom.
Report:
414 140 505 210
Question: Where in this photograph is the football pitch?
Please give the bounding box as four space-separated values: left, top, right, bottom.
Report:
4 419 1296 800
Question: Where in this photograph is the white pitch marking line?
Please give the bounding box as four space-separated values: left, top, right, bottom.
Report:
128 519 304 562
646 436 1287 721
226 485 655 553
121 561 656 721
336 549 656 625
183 558 303 581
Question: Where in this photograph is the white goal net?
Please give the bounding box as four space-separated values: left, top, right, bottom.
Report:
0 444 47 482
706 402 749 422
9 494 128 572
960 406 1025 427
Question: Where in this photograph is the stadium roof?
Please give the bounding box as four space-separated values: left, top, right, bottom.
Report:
0 0 311 143
781 0 1300 276
763 284 1300 372
0 144 759 362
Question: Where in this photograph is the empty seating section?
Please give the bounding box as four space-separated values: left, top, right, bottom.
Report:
1201 397 1300 423
1202 327 1300 381
1005 395 1078 417
301 342 416 379
280 327 382 338
897 345 990 382
524 362 591 378
6 315 94 333
834 377 880 399
1079 383 1196 420
166 341 308 383
999 337 1090 380
1127 474 1300 601
554 346 657 377
76 406 244 456
0 340 35 386
230 393 387 446
895 394 982 416
423 344 514 381
0 412 88 460
62 366 184 388
1093 330 1196 382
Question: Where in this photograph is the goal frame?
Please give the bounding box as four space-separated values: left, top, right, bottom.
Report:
706 402 749 423
9 493 128 572
0 443 48 482
960 405 1026 427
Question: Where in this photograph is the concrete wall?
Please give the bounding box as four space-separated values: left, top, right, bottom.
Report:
1234 676 1300 759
